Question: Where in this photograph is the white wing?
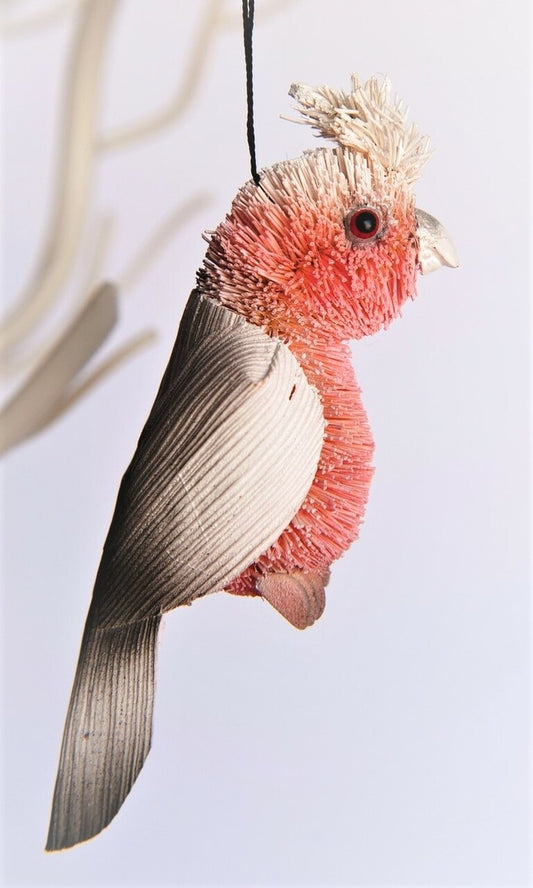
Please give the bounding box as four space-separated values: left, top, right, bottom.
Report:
92 289 325 626
47 290 325 851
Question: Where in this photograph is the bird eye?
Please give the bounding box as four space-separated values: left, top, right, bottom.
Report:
346 207 382 244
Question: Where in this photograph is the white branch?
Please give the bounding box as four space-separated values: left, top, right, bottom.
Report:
117 193 210 293
31 329 157 436
0 0 119 354
96 0 223 152
0 0 83 37
95 0 297 152
0 282 118 455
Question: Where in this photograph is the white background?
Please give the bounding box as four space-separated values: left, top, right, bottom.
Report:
1 1 530 885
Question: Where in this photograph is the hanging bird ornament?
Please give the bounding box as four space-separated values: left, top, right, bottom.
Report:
46 74 458 851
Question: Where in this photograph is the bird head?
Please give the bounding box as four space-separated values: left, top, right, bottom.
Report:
200 75 458 343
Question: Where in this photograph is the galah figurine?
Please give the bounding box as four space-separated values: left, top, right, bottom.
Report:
46 75 458 851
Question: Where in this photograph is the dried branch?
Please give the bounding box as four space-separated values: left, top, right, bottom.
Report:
33 329 157 435
0 190 210 454
80 212 116 300
0 282 118 455
96 0 222 152
2 213 116 382
1 0 296 452
0 0 83 37
0 0 119 354
96 0 298 153
117 193 210 293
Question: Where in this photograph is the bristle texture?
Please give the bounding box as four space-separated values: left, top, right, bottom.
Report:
289 75 431 185
47 293 326 849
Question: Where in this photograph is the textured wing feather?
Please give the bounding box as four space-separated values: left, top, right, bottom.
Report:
46 613 160 851
47 292 324 849
92 291 325 626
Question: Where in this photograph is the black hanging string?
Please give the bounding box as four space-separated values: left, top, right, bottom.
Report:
242 0 260 186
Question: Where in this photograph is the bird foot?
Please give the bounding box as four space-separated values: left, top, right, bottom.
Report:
257 569 329 629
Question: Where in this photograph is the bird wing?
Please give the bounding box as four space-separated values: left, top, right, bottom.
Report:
91 290 325 627
46 291 324 850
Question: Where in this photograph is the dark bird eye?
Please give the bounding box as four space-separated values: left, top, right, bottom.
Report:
346 207 382 244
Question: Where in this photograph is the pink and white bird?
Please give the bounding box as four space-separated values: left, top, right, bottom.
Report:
46 75 458 851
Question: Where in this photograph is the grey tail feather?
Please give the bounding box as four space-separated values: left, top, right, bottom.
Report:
46 610 161 851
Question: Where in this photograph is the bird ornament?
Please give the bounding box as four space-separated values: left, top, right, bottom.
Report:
47 75 458 850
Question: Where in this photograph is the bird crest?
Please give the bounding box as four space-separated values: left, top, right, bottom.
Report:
289 75 431 186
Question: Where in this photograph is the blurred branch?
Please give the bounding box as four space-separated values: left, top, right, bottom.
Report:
96 0 222 152
32 328 157 437
117 193 210 293
0 0 83 36
96 0 298 153
0 191 209 454
81 212 116 298
0 0 119 355
1 0 296 452
2 213 116 382
0 282 118 455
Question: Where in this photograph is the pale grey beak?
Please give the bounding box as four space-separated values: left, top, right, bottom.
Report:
415 208 459 275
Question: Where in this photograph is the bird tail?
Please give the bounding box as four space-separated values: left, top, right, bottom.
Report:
46 610 161 851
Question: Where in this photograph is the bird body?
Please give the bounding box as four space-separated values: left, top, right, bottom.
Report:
46 75 458 850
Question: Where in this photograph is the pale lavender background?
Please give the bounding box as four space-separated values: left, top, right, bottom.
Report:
1 1 530 885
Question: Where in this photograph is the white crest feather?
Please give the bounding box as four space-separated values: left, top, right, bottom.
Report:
289 75 431 186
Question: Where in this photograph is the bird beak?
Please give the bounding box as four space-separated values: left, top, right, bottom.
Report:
415 209 459 275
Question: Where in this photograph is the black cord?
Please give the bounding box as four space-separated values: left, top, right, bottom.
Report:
242 0 260 186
